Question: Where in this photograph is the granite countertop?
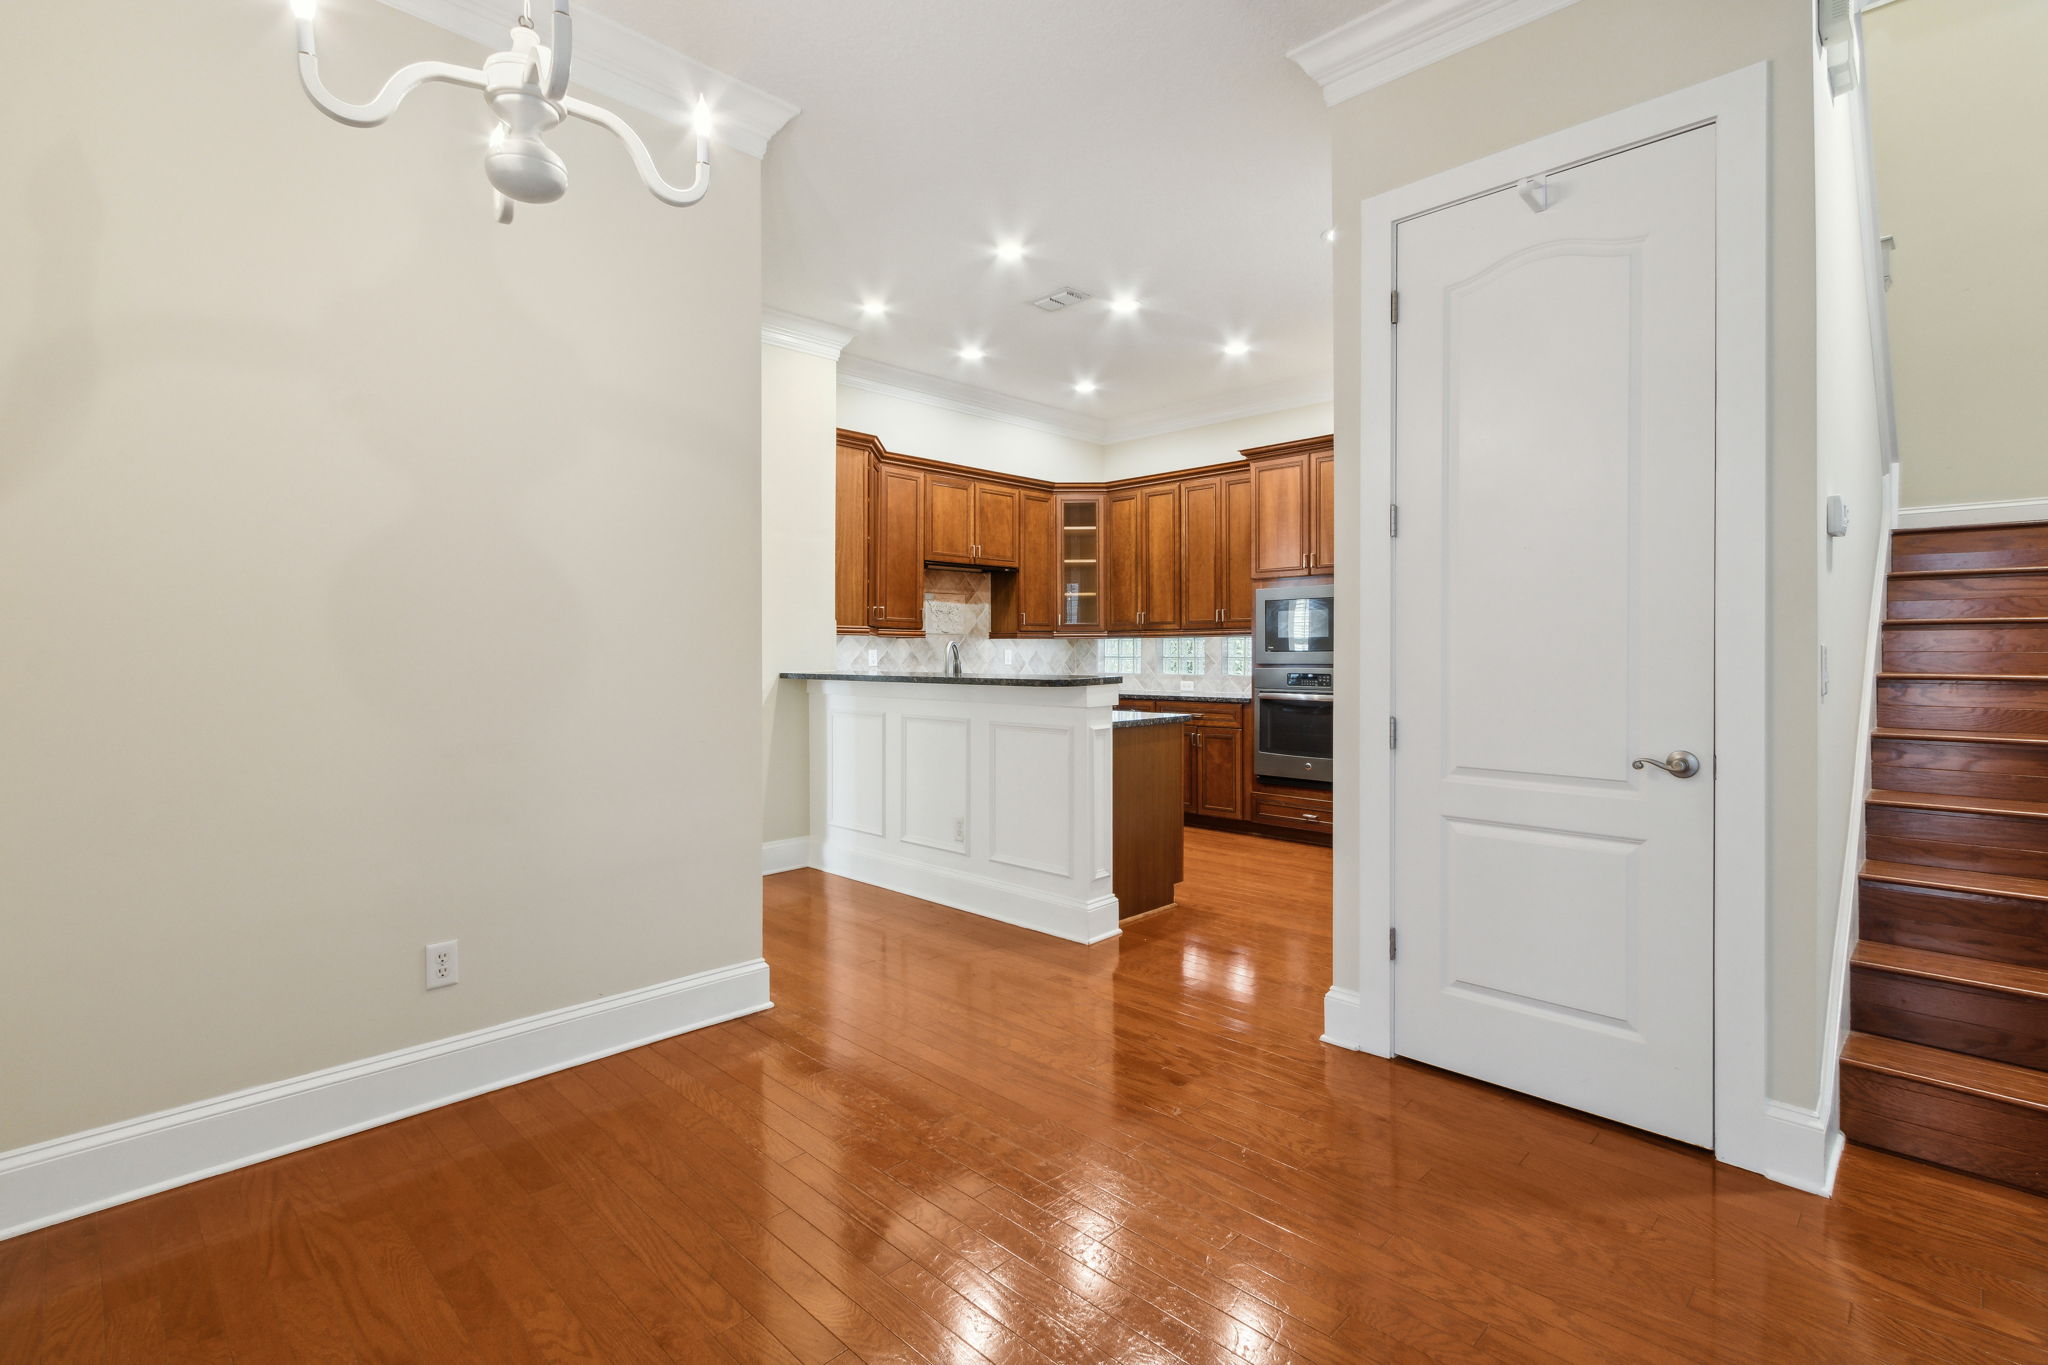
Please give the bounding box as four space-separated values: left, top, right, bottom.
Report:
1111 709 1194 729
781 672 1127 688
1118 691 1252 704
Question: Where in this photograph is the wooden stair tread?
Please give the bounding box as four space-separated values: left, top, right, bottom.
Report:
1890 565 2048 580
1852 940 2048 999
1868 788 2048 820
1885 617 2048 627
1877 672 2048 682
1842 1033 2048 1112
1872 727 2048 748
1860 860 2048 903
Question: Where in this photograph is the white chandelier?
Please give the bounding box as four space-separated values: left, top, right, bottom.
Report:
290 0 711 223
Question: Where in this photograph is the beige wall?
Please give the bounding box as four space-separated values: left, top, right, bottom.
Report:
761 344 841 847
1101 402 1334 482
0 2 764 1150
1325 0 1838 1105
1864 0 2048 509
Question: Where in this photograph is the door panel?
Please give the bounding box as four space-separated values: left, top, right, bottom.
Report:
974 482 1021 567
835 445 871 633
925 474 975 564
1139 484 1182 630
1310 449 1336 574
1104 491 1143 632
1193 729 1245 819
1181 477 1223 628
1221 473 1255 630
1391 128 1718 1146
872 464 925 633
1250 455 1310 578
1017 490 1059 633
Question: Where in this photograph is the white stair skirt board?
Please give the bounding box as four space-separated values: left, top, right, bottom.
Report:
0 958 772 1242
1321 987 1364 1050
1896 497 2048 529
811 839 1121 944
761 836 811 875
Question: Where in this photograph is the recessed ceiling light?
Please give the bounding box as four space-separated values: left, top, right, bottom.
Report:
993 240 1027 264
1322 227 1338 244
1073 378 1098 395
1222 338 1251 358
958 344 987 362
859 298 889 318
1109 295 1140 316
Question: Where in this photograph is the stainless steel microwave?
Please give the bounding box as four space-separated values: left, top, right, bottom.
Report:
1253 585 1333 668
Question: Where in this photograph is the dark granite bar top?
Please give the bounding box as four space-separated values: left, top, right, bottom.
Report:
1112 709 1193 729
781 672 1126 688
1118 691 1252 704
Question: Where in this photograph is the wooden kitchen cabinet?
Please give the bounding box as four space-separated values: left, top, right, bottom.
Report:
924 472 1020 568
1056 494 1104 635
1247 436 1336 580
1138 484 1182 631
994 488 1060 636
1178 702 1248 820
1180 470 1254 632
835 439 872 634
973 482 1020 568
1104 489 1143 632
870 461 925 633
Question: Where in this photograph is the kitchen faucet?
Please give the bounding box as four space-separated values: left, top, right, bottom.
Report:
945 640 962 676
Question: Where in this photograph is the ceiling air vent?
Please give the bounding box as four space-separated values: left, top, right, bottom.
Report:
1028 288 1092 313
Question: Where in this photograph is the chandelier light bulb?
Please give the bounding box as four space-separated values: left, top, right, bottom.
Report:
289 0 710 222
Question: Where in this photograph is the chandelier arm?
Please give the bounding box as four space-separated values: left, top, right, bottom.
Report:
561 97 711 208
542 1 574 103
296 53 488 129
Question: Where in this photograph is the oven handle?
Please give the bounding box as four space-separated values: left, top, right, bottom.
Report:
1255 692 1335 705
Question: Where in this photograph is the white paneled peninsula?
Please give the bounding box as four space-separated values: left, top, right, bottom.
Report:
785 673 1188 942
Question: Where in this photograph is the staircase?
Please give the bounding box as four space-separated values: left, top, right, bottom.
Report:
1841 521 2048 1194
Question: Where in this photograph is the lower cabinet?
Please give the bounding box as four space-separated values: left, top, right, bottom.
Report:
1249 784 1334 834
1121 697 1330 842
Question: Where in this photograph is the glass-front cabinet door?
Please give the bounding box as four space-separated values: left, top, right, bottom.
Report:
1058 495 1103 633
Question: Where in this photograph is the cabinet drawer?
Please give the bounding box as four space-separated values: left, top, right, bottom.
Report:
1174 700 1248 729
1251 790 1333 830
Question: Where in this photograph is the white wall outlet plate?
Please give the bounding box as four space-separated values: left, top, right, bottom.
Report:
426 940 459 989
1180 680 1196 692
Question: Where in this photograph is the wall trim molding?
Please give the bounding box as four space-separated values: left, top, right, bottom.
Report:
1288 0 1588 107
1101 375 1334 445
1895 496 2048 530
0 958 772 1242
761 836 811 875
838 355 1334 449
370 0 799 158
762 310 855 361
1321 988 1363 1050
810 839 1120 945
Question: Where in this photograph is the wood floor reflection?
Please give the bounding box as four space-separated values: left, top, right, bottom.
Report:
7 828 2048 1363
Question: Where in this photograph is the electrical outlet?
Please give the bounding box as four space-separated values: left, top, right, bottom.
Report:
426 940 459 989
1003 648 1015 667
1180 680 1196 692
866 647 879 667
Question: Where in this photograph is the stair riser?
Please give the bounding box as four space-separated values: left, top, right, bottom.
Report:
1850 969 2048 1071
1873 737 2048 803
1877 678 2048 735
1890 524 2048 573
1860 879 2048 968
1867 806 2048 880
1887 574 2048 618
1884 624 2048 675
1840 1067 2048 1196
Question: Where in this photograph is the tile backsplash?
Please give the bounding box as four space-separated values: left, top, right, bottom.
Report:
830 568 1252 696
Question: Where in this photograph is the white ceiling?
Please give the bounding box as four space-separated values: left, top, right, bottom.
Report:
597 0 1370 430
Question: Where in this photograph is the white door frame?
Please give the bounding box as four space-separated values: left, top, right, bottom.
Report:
1338 63 1813 1190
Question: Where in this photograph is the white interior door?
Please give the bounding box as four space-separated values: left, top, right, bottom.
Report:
1390 127 1718 1146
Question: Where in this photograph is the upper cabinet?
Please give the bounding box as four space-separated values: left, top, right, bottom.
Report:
925 472 1020 568
834 429 1331 639
1246 436 1337 580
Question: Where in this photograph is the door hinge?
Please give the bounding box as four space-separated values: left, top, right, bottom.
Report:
1388 716 1398 749
1389 503 1399 538
1389 927 1398 961
1389 290 1400 325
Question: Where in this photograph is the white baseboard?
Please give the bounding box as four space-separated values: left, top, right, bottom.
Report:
1321 987 1363 1049
1895 496 2048 529
761 836 811 875
1729 1100 1845 1196
812 840 1119 944
0 958 772 1242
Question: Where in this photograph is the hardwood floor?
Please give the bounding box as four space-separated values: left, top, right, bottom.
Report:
8 828 2048 1363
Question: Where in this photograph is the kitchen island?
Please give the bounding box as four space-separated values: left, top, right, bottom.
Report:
785 673 1187 942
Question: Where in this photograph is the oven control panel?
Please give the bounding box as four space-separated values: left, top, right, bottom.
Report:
1282 672 1333 690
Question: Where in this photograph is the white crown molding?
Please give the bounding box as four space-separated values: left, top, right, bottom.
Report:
761 310 856 361
1288 0 1587 107
1101 374 1334 445
0 958 771 1242
837 356 1109 444
372 0 799 158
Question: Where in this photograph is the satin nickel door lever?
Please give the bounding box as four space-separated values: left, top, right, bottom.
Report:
1632 751 1701 779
